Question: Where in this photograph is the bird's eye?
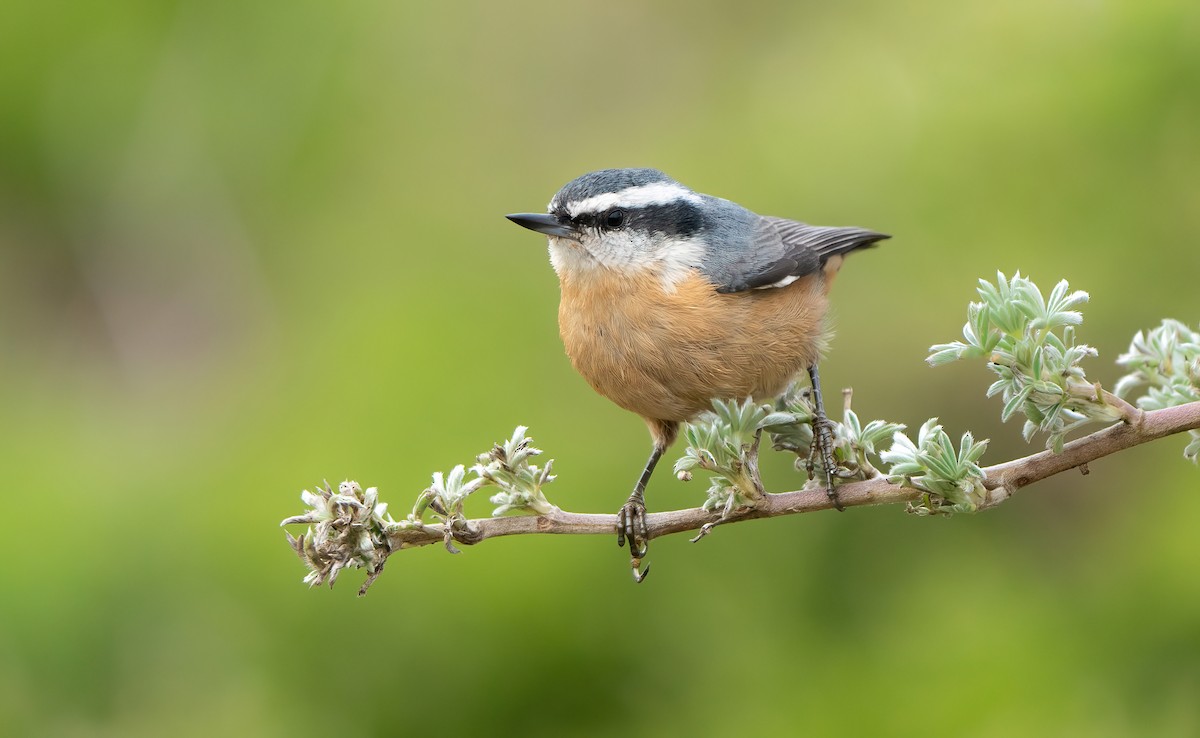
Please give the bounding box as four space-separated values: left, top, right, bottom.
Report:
603 209 626 229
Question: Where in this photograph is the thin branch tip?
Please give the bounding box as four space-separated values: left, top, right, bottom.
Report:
358 401 1200 552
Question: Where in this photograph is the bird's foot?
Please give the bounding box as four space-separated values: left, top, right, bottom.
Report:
617 493 650 582
811 414 844 511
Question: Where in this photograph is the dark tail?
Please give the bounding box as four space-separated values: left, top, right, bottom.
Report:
801 225 890 261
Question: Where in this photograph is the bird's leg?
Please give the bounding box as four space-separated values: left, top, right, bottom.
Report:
807 364 844 512
617 442 665 583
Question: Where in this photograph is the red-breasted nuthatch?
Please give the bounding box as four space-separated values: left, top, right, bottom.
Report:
507 168 888 580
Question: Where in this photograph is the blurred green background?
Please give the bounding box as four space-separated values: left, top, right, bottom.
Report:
2 0 1198 735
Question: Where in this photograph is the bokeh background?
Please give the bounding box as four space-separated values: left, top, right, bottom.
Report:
3 1 1199 735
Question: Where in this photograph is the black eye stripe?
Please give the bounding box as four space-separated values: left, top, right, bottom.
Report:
571 201 702 237
627 201 703 237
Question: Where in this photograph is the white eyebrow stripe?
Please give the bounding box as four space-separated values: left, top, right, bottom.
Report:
564 182 701 218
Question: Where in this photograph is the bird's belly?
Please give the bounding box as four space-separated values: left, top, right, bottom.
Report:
558 269 828 422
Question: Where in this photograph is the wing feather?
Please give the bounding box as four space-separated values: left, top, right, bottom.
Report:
716 217 889 293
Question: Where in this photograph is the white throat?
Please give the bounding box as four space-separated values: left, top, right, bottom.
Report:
548 233 706 293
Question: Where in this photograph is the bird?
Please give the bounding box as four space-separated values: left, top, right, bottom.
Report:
506 168 888 581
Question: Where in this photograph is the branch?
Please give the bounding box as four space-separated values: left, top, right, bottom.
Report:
281 276 1200 593
384 401 1200 551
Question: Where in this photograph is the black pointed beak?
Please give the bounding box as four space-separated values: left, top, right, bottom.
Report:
506 212 578 239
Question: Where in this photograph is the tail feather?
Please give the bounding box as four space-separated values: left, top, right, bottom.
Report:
771 219 890 262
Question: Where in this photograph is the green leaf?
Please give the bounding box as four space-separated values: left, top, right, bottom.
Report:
1051 433 1065 454
927 343 968 366
1001 385 1032 422
758 411 798 429
1184 432 1200 463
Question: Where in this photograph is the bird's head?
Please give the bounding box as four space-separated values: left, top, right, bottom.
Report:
507 168 709 282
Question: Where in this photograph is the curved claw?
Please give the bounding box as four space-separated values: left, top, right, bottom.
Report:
631 559 650 583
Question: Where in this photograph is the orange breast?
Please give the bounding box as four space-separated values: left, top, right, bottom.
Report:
557 266 832 423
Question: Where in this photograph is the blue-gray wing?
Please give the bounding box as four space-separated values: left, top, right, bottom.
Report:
714 216 890 294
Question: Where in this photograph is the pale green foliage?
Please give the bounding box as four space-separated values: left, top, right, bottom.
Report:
475 426 557 516
420 465 484 521
839 408 908 478
881 419 990 515
281 481 396 589
1116 319 1200 461
281 427 556 590
768 385 904 483
928 272 1123 452
412 426 556 526
674 399 788 515
765 385 816 456
675 390 905 513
